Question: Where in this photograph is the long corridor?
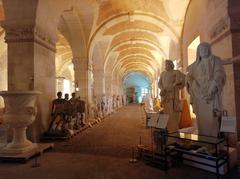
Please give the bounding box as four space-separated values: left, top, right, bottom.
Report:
0 105 237 179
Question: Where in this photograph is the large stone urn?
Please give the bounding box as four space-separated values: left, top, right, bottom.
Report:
0 91 40 154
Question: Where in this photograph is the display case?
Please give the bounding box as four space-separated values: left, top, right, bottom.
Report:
166 132 229 178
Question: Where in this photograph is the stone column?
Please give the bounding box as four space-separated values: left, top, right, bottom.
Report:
72 58 89 101
112 75 119 95
2 22 56 139
93 69 105 97
105 75 112 96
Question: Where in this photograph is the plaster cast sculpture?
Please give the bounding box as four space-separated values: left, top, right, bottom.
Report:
116 95 120 109
112 95 118 111
108 96 113 114
101 94 107 116
158 60 185 133
93 96 102 119
186 42 226 137
143 93 154 111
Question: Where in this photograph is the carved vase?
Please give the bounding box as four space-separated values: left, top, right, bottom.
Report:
0 91 40 154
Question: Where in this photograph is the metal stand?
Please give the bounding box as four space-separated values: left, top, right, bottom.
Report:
129 147 137 163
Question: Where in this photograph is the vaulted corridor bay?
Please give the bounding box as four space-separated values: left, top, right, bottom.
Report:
0 105 236 179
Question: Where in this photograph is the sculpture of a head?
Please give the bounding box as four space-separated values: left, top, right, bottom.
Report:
165 60 174 71
197 42 212 60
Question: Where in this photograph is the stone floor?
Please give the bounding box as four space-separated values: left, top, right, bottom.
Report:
0 104 239 179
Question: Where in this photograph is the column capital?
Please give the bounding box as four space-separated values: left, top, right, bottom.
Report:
2 22 56 52
72 57 89 71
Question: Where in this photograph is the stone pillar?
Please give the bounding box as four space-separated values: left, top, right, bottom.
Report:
112 75 119 95
2 22 56 139
105 75 112 96
93 69 105 97
72 58 89 102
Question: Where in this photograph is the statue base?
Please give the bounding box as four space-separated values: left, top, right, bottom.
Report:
0 143 54 163
0 143 38 154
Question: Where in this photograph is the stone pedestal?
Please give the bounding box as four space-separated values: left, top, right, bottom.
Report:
0 91 40 154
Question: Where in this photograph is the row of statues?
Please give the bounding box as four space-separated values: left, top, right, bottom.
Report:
158 42 226 137
90 94 127 119
49 92 127 135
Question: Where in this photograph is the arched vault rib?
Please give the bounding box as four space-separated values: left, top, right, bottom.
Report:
88 12 180 61
109 53 161 77
104 38 166 72
111 53 156 73
111 54 159 73
117 48 155 61
103 20 163 35
112 60 155 79
115 56 159 72
121 62 156 75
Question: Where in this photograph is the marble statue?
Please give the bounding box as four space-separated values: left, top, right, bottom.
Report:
116 95 120 109
158 60 185 133
143 93 154 111
186 42 226 137
113 95 117 111
101 94 108 116
107 96 113 114
93 95 101 119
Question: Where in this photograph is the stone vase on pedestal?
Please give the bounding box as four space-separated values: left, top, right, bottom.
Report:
0 91 40 154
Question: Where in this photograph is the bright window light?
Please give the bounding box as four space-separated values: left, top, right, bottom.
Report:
63 79 71 96
187 36 200 66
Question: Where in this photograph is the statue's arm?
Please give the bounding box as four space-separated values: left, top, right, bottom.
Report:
209 58 226 96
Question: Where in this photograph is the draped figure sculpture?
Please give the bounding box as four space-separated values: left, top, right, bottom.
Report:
186 42 226 137
158 60 185 133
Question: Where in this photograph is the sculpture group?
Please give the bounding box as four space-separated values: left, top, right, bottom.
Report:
151 42 225 137
49 92 127 136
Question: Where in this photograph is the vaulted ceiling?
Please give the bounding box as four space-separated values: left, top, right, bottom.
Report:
90 0 190 81
0 0 190 82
